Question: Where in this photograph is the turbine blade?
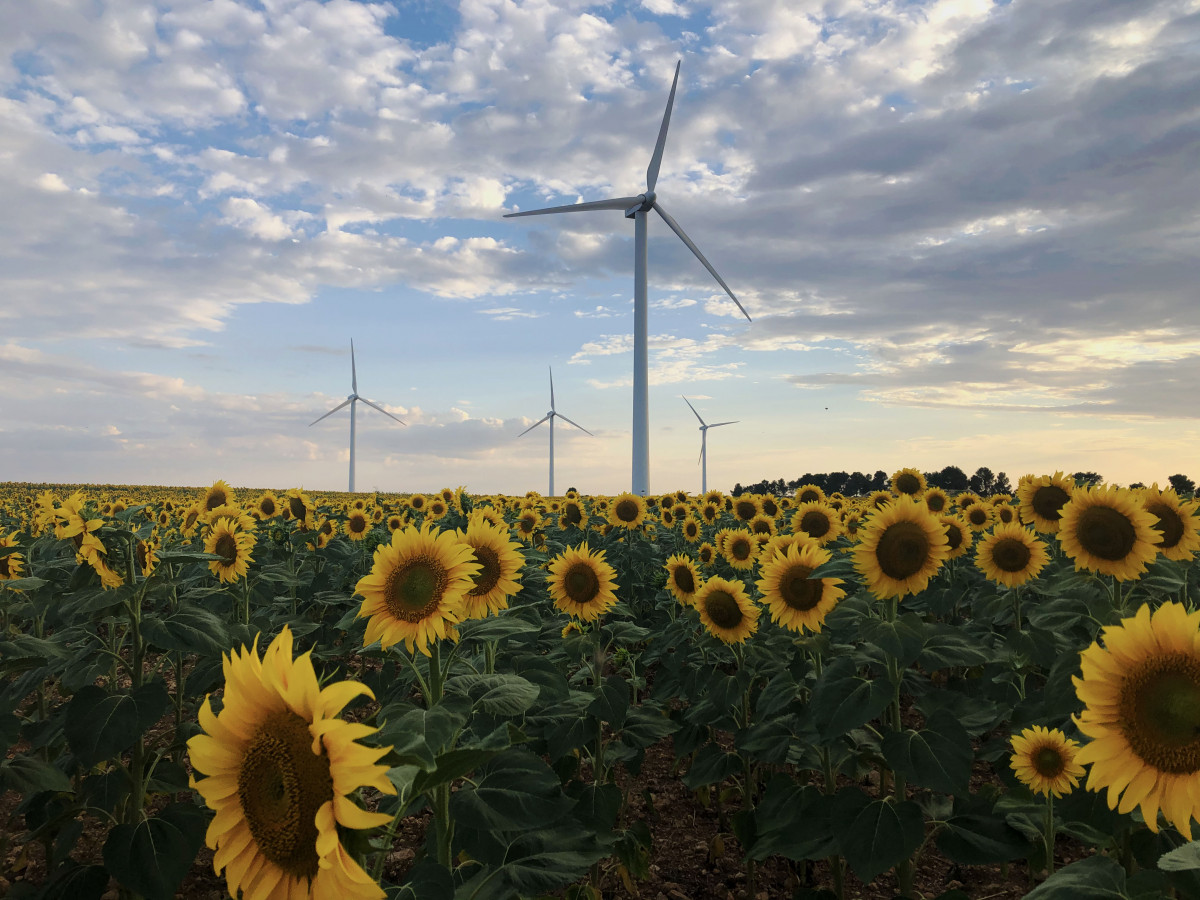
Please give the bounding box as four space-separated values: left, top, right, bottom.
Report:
503 196 642 218
653 202 752 322
708 420 738 427
351 339 357 393
554 411 593 436
518 413 552 437
310 397 353 426
682 394 706 425
360 397 406 425
647 60 681 193
549 365 555 411
698 444 704 465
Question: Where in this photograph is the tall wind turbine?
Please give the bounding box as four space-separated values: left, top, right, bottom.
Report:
518 367 592 497
683 395 737 495
310 340 405 493
504 60 750 497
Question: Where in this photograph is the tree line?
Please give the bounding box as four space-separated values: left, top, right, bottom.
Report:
730 467 1197 498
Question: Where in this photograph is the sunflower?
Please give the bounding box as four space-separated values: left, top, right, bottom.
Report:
975 523 1049 588
867 490 893 511
758 533 816 566
694 577 759 644
205 518 256 584
561 621 584 639
678 516 701 543
456 519 525 619
700 503 721 525
546 544 619 623
1073 602 1200 838
283 489 314 530
732 496 761 523
251 492 278 521
472 507 505 531
1141 486 1200 562
702 489 726 507
513 509 541 544
852 495 949 600
842 511 863 539
939 514 973 560
1017 472 1075 534
721 530 757 571
956 492 983 512
963 503 995 532
135 538 158 579
748 513 776 537
188 626 394 900
354 523 480 656
203 480 236 513
923 487 950 515
756 542 844 635
994 503 1017 525
0 533 24 580
760 496 780 519
181 505 203 537
609 492 647 530
55 508 106 560
1010 726 1085 798
1058 485 1161 581
664 553 701 606
790 501 842 547
697 541 716 567
890 467 927 498
660 507 675 528
793 484 826 505
408 494 428 513
344 511 371 542
559 499 585 530
350 498 368 513
426 499 449 520
386 514 406 533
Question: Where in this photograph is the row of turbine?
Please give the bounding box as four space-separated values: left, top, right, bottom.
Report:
310 344 736 496
317 60 747 496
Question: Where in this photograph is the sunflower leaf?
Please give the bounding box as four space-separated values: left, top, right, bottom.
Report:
880 710 973 795
1159 841 1200 871
809 657 892 742
1024 855 1133 899
101 802 206 900
832 787 925 884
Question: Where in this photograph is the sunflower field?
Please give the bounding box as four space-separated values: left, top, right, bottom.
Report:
2 472 1200 900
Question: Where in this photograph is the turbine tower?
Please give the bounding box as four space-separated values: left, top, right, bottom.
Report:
505 60 749 497
683 395 737 495
518 366 592 497
310 340 405 493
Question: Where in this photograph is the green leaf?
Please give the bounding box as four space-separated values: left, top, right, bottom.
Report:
681 742 741 789
917 626 991 669
618 704 679 749
0 755 73 793
141 606 229 656
102 802 207 900
832 788 925 885
587 675 629 729
1024 855 1132 899
880 710 973 795
810 657 892 742
936 813 1030 865
735 716 796 766
567 781 622 834
154 550 223 564
0 576 49 591
863 614 927 667
1159 841 1200 872
65 681 168 767
450 749 574 832
39 861 109 900
748 774 837 862
445 673 541 717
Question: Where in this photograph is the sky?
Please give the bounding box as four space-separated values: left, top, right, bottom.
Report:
2 0 1197 497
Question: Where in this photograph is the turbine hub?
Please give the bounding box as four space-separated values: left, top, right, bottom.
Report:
624 192 656 218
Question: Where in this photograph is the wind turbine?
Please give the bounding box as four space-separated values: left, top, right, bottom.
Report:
683 396 737 495
310 340 405 493
504 60 750 497
518 366 592 497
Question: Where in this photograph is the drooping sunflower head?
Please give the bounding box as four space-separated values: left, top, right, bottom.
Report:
790 501 842 546
456 519 525 619
560 499 585 529
695 577 759 645
755 542 844 635
353 523 481 656
283 489 313 529
203 479 236 513
851 495 949 600
204 518 256 584
546 544 619 623
975 522 1049 588
793 483 826 505
1010 726 1084 798
1058 485 1161 581
664 553 702 606
181 505 202 537
0 533 25 581
1074 602 1200 838
890 467 927 498
939 514 973 559
1141 486 1200 562
867 490 893 511
609 492 647 530
344 511 371 541
187 626 394 900
1017 472 1076 533
733 496 761 523
923 487 950 515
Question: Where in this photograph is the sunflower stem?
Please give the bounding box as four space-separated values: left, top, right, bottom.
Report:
1044 791 1055 876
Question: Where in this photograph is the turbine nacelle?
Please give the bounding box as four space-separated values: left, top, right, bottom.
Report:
624 191 656 219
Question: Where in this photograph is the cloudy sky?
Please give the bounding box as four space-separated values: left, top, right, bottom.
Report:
2 0 1197 496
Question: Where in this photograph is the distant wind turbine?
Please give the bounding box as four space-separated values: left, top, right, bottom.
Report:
518 367 592 497
310 340 405 493
683 396 737 495
505 60 749 497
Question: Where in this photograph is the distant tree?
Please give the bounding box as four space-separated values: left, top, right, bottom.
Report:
993 472 1012 495
1072 472 1103 488
1129 482 1146 490
969 467 996 495
732 482 744 497
1168 474 1196 495
933 466 969 491
845 471 872 496
871 470 889 492
771 477 787 496
826 471 849 495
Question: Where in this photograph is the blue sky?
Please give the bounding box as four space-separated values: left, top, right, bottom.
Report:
2 0 1197 495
